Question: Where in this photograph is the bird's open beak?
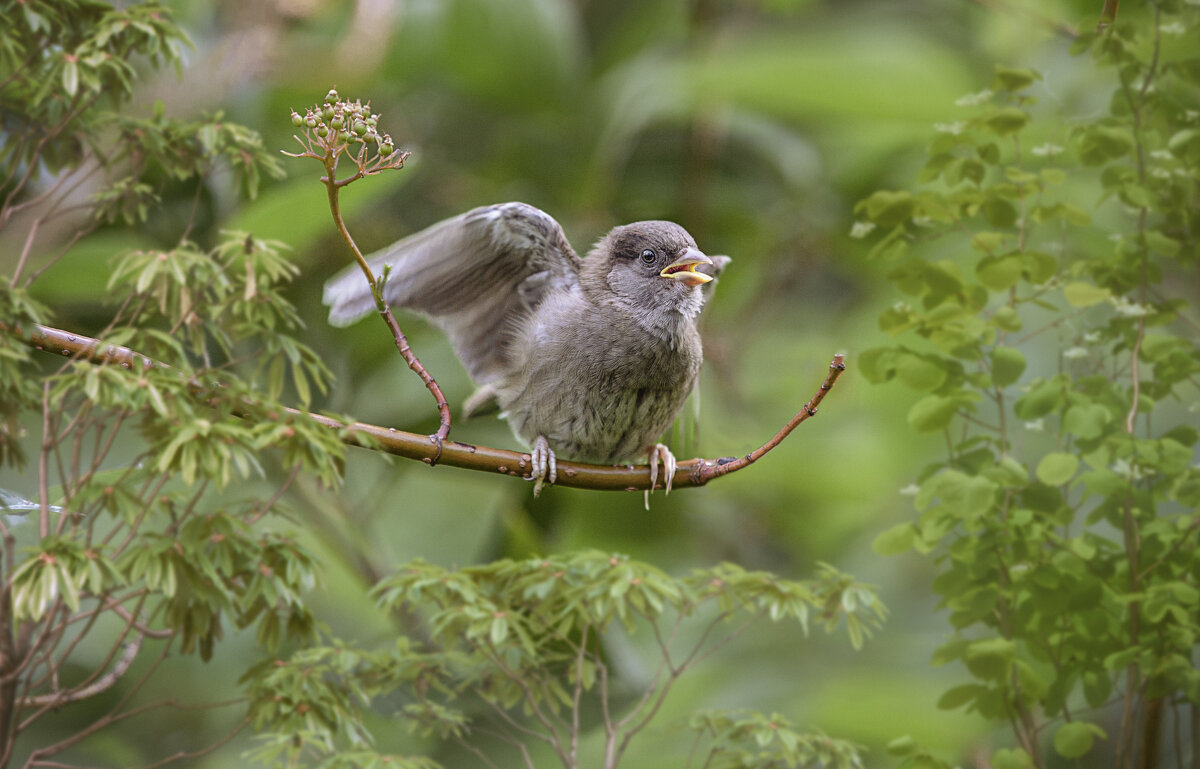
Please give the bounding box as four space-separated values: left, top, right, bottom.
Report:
660 248 713 287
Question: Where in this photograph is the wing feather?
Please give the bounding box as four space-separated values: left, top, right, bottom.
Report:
322 202 580 384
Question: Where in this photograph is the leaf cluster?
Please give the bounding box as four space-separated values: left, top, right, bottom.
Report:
687 710 865 769
244 552 884 768
857 3 1200 766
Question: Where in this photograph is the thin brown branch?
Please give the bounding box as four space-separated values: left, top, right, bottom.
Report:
19 638 140 708
38 383 52 538
134 715 250 769
696 353 846 483
1097 0 1120 32
568 624 590 768
8 323 845 491
320 159 453 460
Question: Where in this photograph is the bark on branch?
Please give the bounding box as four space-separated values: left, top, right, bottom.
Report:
9 322 845 492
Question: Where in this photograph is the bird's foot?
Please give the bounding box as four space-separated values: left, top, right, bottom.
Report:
645 443 677 509
530 435 557 497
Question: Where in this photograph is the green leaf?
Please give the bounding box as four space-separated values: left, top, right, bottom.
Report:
1014 377 1063 419
62 58 79 97
895 353 948 392
987 457 1029 488
976 254 1023 291
860 190 915 227
963 637 1015 680
1144 231 1179 257
1078 125 1135 164
1063 403 1110 439
1041 168 1066 185
990 347 1026 387
991 748 1033 769
907 395 960 433
936 683 981 710
971 231 1007 254
1053 722 1105 759
982 198 1018 227
873 523 917 555
1083 672 1111 708
1036 453 1079 486
991 306 1022 331
984 107 1029 136
886 736 917 757
1063 282 1111 307
1020 251 1057 284
992 65 1040 92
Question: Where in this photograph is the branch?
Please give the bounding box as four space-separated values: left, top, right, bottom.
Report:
285 92 453 460
8 323 845 492
19 638 140 708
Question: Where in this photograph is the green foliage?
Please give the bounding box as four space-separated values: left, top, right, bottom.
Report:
245 552 884 768
0 282 48 467
0 2 340 763
687 710 865 769
1 0 281 251
858 3 1200 766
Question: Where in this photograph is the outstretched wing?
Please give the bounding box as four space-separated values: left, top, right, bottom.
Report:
323 202 581 385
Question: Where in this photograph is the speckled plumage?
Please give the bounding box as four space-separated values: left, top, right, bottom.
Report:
322 201 727 492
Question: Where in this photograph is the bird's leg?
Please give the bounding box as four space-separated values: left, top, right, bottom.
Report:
645 442 677 509
530 434 557 497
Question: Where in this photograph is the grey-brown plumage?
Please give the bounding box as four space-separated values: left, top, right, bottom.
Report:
322 202 728 497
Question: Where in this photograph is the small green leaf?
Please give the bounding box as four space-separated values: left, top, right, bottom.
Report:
895 354 948 392
1063 282 1111 307
937 683 982 710
988 457 1029 488
907 395 960 433
1144 230 1180 257
1036 453 1079 486
991 748 1033 769
1063 403 1110 439
971 232 1007 254
1041 168 1066 185
860 190 915 227
1014 377 1063 419
990 347 1026 387
1079 125 1135 164
858 346 899 383
992 306 1022 331
992 65 1040 92
976 254 1023 291
1053 722 1105 759
985 107 1029 136
873 523 917 555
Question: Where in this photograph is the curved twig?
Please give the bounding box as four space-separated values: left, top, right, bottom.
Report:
20 637 140 708
9 323 845 492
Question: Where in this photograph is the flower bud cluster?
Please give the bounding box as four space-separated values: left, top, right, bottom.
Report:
290 88 396 157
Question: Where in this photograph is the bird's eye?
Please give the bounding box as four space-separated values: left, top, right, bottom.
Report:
639 249 656 265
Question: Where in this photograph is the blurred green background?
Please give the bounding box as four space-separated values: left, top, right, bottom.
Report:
5 0 1129 765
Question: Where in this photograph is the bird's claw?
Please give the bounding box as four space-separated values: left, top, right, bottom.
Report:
645 443 677 509
531 435 557 497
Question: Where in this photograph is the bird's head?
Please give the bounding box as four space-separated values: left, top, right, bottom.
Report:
586 221 719 322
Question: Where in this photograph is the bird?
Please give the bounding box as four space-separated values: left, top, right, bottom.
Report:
322 201 728 500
